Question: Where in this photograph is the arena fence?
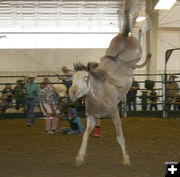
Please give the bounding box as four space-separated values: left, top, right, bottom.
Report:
0 73 179 119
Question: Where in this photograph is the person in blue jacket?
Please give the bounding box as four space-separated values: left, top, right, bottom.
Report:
25 74 40 126
60 107 84 135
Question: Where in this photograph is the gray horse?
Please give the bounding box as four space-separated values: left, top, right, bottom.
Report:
69 0 151 166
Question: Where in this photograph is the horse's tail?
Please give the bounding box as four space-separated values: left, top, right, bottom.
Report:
122 0 137 37
139 29 144 48
136 53 151 68
136 28 151 68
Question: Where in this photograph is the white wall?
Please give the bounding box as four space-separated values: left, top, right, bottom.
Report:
0 47 150 74
157 31 180 73
0 48 106 73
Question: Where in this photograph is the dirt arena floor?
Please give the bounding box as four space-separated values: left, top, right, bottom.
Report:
0 117 180 177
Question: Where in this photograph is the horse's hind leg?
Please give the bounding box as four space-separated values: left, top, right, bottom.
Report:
76 116 97 165
111 110 130 165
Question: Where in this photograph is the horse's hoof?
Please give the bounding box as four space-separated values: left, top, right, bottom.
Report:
76 156 84 166
122 159 131 166
122 155 131 166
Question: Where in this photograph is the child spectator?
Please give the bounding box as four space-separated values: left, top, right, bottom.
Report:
60 107 84 135
94 120 103 138
13 80 27 110
81 95 102 138
127 78 139 111
139 90 148 111
149 89 158 111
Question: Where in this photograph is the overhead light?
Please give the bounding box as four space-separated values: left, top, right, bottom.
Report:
136 16 146 22
154 0 176 10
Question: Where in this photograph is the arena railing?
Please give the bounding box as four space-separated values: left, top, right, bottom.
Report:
0 73 179 119
122 73 180 118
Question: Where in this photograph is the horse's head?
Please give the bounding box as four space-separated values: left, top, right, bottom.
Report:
69 62 107 102
69 63 90 101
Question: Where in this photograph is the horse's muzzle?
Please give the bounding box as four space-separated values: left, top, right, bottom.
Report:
69 85 78 101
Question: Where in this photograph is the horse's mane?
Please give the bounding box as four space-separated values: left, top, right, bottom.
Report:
73 62 108 82
91 70 108 82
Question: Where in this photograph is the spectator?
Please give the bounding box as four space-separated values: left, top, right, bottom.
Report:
13 80 27 111
61 66 73 90
173 95 180 110
127 78 139 111
25 74 40 127
40 82 47 90
118 101 124 118
149 89 158 111
80 95 102 137
40 79 50 90
0 95 9 114
42 77 51 85
94 119 103 138
2 83 14 107
139 90 148 111
39 83 67 134
60 107 84 135
167 75 179 110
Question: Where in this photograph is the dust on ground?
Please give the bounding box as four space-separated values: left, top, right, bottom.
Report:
0 117 180 177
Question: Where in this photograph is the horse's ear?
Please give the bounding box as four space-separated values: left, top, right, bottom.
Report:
87 63 91 72
73 63 76 70
73 62 87 71
87 62 99 72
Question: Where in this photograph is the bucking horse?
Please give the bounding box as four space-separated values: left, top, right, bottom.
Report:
69 0 151 166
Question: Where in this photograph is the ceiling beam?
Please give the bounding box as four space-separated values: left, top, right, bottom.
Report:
158 27 180 32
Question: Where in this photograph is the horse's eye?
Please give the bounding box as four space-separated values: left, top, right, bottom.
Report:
85 76 88 81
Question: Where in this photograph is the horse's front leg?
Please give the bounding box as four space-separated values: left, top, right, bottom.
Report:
111 109 130 165
76 115 97 166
